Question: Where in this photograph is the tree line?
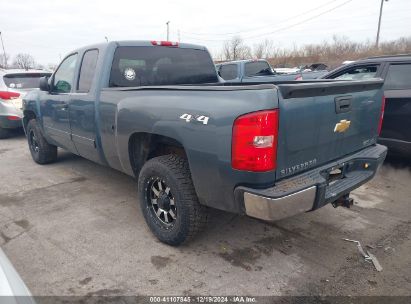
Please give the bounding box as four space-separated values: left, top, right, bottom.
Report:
2 35 410 71
215 35 411 69
0 53 56 71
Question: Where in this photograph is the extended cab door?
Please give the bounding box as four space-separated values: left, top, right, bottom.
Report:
69 49 101 163
40 53 78 152
380 62 411 148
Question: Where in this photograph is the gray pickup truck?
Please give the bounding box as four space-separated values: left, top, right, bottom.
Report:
216 59 328 83
23 40 387 245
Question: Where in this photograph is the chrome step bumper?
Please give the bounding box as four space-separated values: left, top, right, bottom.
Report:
235 144 387 221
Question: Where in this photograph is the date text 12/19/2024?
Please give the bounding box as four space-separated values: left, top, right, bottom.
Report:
149 296 257 303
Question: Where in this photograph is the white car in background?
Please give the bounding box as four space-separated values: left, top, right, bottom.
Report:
0 69 52 139
273 67 301 74
0 248 35 303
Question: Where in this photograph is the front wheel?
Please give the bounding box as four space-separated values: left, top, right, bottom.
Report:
26 119 57 164
138 155 208 246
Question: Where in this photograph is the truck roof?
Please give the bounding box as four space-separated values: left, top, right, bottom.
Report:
70 40 208 55
366 54 411 60
355 54 411 63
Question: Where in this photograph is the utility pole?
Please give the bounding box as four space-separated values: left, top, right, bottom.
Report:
166 21 170 41
376 0 388 48
0 31 7 68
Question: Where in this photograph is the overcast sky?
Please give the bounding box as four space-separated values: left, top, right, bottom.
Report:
1 0 411 65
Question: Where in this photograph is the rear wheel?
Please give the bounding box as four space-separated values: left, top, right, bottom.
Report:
26 119 57 164
0 127 11 139
138 155 208 246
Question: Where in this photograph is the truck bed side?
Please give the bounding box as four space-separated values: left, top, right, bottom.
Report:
98 84 279 213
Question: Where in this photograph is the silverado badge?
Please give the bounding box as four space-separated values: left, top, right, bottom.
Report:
334 120 351 133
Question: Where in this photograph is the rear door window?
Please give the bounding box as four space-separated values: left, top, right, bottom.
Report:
384 64 411 89
333 65 379 80
219 64 238 80
77 49 99 93
244 61 272 77
3 73 51 89
109 46 218 87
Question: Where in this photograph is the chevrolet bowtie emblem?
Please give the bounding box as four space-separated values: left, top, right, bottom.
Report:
334 120 351 133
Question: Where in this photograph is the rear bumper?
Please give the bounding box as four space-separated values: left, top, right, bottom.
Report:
0 115 22 129
0 101 23 129
234 144 387 221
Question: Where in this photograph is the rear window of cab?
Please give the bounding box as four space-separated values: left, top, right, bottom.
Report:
109 46 218 87
3 73 52 89
244 61 272 77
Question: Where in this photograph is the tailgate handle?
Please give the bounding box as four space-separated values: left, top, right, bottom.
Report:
335 96 352 114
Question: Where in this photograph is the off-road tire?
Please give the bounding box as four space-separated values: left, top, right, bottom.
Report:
0 127 11 139
26 119 57 164
138 155 208 246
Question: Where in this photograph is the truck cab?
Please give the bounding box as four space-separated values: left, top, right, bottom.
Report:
216 59 327 83
216 59 299 82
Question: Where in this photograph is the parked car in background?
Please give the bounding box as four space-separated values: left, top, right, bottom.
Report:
23 40 386 245
322 55 411 156
303 63 328 71
272 67 301 74
274 63 328 75
0 69 52 138
215 59 327 83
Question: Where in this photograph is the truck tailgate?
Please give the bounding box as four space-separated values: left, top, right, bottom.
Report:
275 80 384 179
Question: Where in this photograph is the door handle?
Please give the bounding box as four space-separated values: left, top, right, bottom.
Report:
61 103 69 110
335 96 352 114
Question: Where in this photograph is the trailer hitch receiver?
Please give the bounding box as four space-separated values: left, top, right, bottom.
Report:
332 194 354 208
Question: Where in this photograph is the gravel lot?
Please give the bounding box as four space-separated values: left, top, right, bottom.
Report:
0 133 410 296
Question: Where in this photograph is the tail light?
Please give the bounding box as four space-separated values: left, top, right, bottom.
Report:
151 41 179 47
0 91 20 100
232 110 279 172
7 115 20 121
295 75 303 81
377 96 386 135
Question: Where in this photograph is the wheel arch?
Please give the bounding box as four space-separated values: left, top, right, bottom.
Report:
22 110 37 131
128 132 187 178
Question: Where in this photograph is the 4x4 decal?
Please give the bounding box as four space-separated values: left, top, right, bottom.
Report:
179 113 209 125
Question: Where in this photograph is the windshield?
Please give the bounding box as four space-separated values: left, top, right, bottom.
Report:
3 73 51 89
109 46 219 87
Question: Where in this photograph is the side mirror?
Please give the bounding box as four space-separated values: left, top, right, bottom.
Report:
39 76 50 92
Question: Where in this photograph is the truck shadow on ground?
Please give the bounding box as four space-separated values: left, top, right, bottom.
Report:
52 150 313 266
42 147 409 280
